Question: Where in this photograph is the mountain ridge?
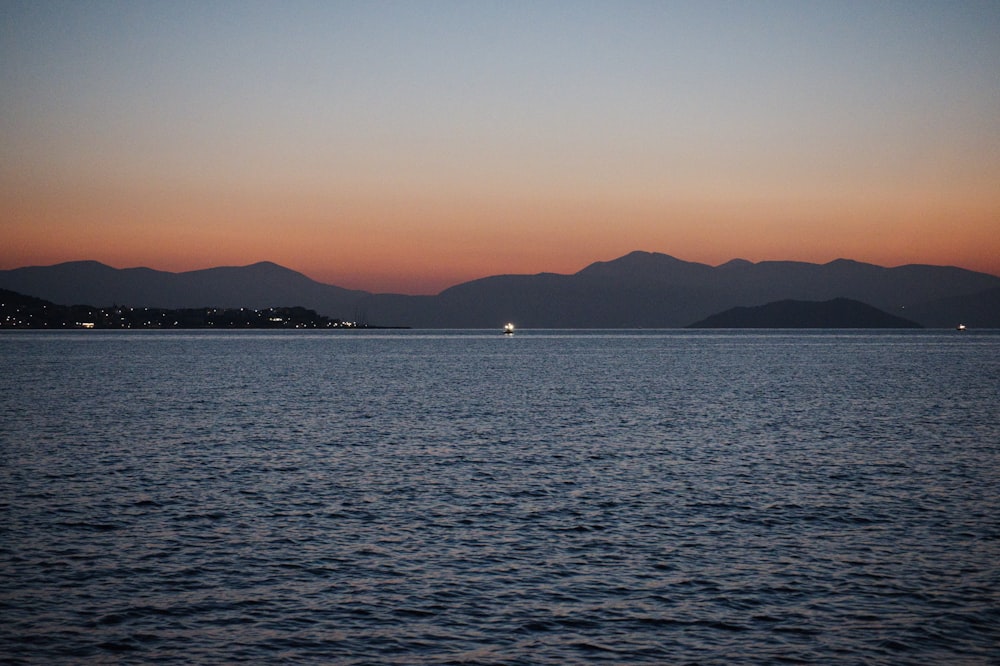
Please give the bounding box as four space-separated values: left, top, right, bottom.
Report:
0 260 369 315
2 253 998 328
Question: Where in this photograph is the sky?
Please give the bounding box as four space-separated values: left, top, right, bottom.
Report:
2 1 998 294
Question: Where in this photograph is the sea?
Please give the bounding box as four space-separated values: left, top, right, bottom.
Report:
1 329 998 665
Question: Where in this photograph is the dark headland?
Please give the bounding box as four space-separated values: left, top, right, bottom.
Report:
0 288 403 329
687 298 922 328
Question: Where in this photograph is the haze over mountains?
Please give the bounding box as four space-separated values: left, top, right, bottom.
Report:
2 252 998 328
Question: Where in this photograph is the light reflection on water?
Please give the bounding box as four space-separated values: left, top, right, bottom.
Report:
1 330 998 664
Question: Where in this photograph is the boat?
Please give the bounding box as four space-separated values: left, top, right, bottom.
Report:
503 322 515 335
956 323 967 331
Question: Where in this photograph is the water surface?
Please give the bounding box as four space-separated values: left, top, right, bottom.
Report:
1 330 998 664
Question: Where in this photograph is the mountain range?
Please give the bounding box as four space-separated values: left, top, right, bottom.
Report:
2 252 998 328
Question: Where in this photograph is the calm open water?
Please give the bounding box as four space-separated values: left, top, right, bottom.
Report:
1 329 998 664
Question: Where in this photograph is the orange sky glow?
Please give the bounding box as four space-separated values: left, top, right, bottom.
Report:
2 3 998 294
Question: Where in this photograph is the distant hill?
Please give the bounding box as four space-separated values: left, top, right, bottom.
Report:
2 251 998 328
356 252 1000 328
898 287 1000 329
0 261 369 321
687 298 922 328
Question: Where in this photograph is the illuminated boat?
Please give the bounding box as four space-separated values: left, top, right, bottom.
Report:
956 323 967 331
503 322 515 335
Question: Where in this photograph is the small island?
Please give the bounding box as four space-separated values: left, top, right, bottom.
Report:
686 297 922 328
0 288 400 329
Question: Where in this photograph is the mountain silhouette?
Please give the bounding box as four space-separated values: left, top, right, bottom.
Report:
2 251 998 328
0 260 367 317
687 298 922 328
356 252 999 327
897 287 1000 329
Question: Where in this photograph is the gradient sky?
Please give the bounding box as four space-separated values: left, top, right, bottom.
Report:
2 1 998 294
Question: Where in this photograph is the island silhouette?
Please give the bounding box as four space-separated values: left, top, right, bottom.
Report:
686 298 921 328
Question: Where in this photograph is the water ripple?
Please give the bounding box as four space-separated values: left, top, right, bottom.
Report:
1 330 998 664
